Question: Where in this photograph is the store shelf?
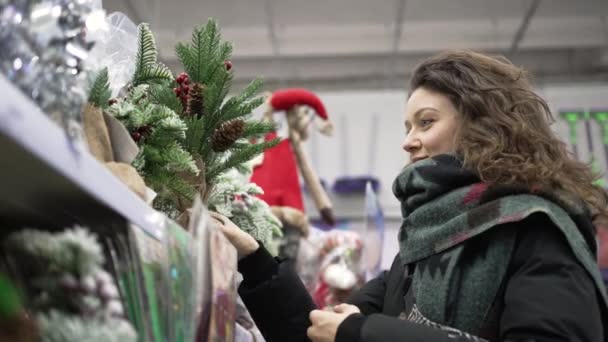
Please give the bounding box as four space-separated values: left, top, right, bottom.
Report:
0 74 164 240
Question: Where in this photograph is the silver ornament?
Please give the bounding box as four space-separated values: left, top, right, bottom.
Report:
0 0 103 139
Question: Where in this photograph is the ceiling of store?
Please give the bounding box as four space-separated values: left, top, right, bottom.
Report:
102 0 608 91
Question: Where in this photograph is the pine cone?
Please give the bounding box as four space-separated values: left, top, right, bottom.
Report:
187 83 205 117
211 120 246 152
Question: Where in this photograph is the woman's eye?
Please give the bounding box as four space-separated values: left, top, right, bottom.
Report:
420 119 434 127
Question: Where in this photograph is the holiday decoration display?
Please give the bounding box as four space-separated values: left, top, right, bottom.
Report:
171 19 279 200
91 20 279 220
105 82 196 205
208 165 283 254
251 88 336 225
3 227 137 341
84 69 150 200
2 4 259 341
297 229 364 309
0 0 105 137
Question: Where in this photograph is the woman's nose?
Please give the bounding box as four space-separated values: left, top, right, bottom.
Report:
402 132 421 153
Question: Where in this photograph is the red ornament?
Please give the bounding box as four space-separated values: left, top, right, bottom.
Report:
224 60 233 71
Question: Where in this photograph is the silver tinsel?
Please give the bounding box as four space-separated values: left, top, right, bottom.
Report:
0 0 103 136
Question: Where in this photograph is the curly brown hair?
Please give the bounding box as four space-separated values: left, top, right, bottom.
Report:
409 49 608 220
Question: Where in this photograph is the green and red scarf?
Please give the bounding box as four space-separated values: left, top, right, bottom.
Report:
392 154 608 335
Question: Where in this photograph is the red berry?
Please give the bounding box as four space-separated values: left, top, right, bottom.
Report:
131 132 141 142
108 98 118 105
182 85 189 92
138 126 152 136
174 87 181 96
224 60 232 71
176 72 189 84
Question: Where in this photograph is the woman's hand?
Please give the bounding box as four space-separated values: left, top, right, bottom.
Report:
307 304 361 342
210 212 259 260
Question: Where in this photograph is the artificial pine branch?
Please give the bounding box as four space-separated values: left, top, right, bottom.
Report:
148 83 183 114
242 120 276 137
186 22 217 83
109 19 282 217
158 116 188 139
184 117 206 154
206 139 280 181
162 142 199 173
88 67 111 109
175 43 194 79
133 24 173 86
133 24 157 81
219 78 264 121
148 170 195 202
221 97 266 123
134 64 173 86
147 117 186 144
204 41 233 85
198 20 221 83
147 104 175 125
203 69 232 119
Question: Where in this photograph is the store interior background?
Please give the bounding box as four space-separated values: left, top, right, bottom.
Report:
105 0 608 268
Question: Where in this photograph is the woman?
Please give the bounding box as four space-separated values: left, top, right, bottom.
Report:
212 50 608 342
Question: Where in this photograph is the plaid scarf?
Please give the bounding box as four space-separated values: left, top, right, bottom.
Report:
392 154 608 335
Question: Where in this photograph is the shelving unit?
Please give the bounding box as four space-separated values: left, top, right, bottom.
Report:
0 74 165 240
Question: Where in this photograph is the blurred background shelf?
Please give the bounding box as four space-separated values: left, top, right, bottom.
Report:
0 74 164 240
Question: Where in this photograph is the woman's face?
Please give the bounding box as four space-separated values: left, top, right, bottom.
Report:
403 87 460 164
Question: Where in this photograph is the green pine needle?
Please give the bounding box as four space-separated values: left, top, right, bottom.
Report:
221 97 265 122
204 70 232 119
134 24 157 79
175 42 194 78
204 41 233 84
133 24 173 86
134 64 174 86
148 83 183 114
219 78 264 121
148 104 176 125
206 138 280 181
163 142 199 174
184 116 207 154
148 169 195 201
242 120 276 137
88 67 111 108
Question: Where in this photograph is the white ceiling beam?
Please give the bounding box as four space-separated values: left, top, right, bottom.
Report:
509 0 541 56
265 0 279 56
156 16 606 60
388 0 407 87
392 0 407 53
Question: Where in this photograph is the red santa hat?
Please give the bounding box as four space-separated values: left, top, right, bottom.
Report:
267 88 333 136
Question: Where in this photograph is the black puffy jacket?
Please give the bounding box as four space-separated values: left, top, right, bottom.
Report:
239 214 606 342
